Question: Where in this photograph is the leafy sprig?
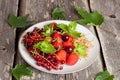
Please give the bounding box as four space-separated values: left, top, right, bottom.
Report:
12 64 33 80
73 42 87 57
58 22 81 38
52 7 65 19
95 70 114 80
41 24 54 36
75 7 104 26
8 14 32 28
34 40 56 54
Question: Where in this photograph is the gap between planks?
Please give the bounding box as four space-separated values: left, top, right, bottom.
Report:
87 0 106 70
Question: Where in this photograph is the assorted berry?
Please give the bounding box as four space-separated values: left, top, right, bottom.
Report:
52 32 62 39
66 53 79 65
64 46 73 53
56 50 67 62
62 34 69 41
22 22 92 71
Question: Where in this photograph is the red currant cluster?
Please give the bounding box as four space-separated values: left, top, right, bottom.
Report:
28 47 63 70
23 27 44 49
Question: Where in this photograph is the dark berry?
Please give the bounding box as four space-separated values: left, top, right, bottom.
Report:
36 62 41 66
59 66 63 70
61 60 65 64
65 46 73 53
62 34 69 41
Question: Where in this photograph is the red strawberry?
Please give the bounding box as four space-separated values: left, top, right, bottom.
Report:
63 41 73 47
56 50 67 62
66 53 79 65
63 36 74 47
68 37 73 42
53 38 63 48
52 32 62 39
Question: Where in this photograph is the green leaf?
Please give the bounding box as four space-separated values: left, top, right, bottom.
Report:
68 22 81 37
42 24 54 36
95 70 115 80
104 75 114 80
69 31 81 38
74 42 87 57
75 7 104 26
52 7 65 19
58 22 81 38
34 40 56 54
8 14 32 28
75 19 90 25
57 24 68 32
76 7 91 19
12 64 33 80
88 11 104 26
68 22 77 31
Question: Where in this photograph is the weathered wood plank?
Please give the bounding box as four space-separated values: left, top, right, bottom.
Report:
90 0 120 80
15 0 66 80
0 0 18 80
15 0 103 80
65 0 103 80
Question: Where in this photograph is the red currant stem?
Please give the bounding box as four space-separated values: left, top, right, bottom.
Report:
39 54 59 69
34 48 59 69
57 46 63 51
52 38 57 42
31 48 39 56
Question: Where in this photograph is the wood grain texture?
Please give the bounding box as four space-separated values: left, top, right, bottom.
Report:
90 0 120 80
64 0 103 80
15 0 103 80
0 0 18 80
15 0 66 80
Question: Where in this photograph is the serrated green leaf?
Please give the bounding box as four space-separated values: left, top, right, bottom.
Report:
58 24 68 32
88 11 104 26
68 22 77 31
34 40 56 54
75 19 90 25
76 7 90 19
8 14 32 28
68 22 81 37
52 7 65 19
12 64 33 80
74 42 87 57
42 25 54 36
104 75 114 80
75 7 104 26
69 31 81 38
58 22 81 38
95 70 115 80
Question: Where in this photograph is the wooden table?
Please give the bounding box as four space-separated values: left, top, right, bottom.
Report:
0 0 120 80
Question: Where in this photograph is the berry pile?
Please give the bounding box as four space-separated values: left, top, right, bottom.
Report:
22 22 89 71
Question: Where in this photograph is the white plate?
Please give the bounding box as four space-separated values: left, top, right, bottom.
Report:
19 20 100 74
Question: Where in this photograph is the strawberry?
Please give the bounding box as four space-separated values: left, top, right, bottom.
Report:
52 32 62 39
56 50 67 62
68 36 73 42
63 41 72 47
66 53 79 65
63 36 74 47
52 38 63 48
